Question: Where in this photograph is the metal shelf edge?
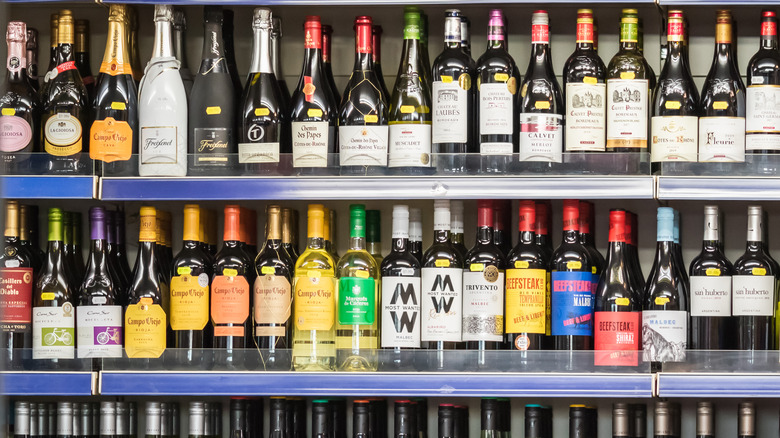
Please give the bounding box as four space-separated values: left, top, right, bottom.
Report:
657 177 780 201
658 373 780 398
1 371 96 396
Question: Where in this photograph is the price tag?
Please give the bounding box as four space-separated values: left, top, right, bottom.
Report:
400 105 415 114
255 108 270 116
713 101 729 110
752 267 767 276
535 101 550 110
655 296 670 305
435 259 450 268
665 101 681 110
620 71 636 80
177 266 192 275
615 297 630 306
566 261 582 270
364 114 378 123
223 268 239 277
2 108 17 116
41 292 55 301
261 266 276 275
470 263 485 272
111 102 127 110
514 260 529 269
307 108 323 118
441 75 453 83
706 268 721 276
494 73 509 82
591 266 597 274
583 76 597 85
206 106 222 115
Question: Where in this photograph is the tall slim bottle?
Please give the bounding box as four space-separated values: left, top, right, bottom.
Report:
367 210 383 265
26 28 40 93
579 201 604 291
322 25 341 109
74 20 95 104
282 208 299 261
41 13 58 99
409 208 423 264
746 10 780 155
114 210 132 286
372 25 391 103
271 18 291 109
222 10 242 96
20 204 43 272
127 7 143 85
1 201 34 366
450 201 468 259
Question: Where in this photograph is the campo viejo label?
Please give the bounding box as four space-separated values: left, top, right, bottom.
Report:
124 298 166 358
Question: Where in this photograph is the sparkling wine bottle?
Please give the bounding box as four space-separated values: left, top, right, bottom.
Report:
2 21 39 172
26 28 40 93
271 17 291 109
172 9 193 97
74 20 95 104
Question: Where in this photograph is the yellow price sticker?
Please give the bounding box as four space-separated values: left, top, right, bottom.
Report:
41 292 56 301
261 266 276 275
713 101 729 110
615 297 630 306
177 266 192 276
535 101 551 110
206 106 222 115
355 270 370 279
307 270 322 278
567 261 582 270
1 108 15 116
706 268 721 276
470 263 485 272
223 268 239 277
665 101 682 110
655 296 670 305
400 105 415 114
111 102 127 111
514 260 530 269
441 75 453 83
364 114 378 123
255 107 271 116
435 259 450 268
620 71 636 80
307 108 323 117
494 73 509 82
753 267 767 276
592 266 597 274
583 76 598 85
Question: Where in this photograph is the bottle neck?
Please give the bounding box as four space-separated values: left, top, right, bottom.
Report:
761 19 778 50
518 230 535 245
350 236 366 251
443 17 462 50
87 239 110 271
271 32 283 78
6 39 26 82
562 229 578 244
487 26 506 50
476 226 493 245
575 18 595 51
173 26 187 64
391 237 408 254
307 236 325 250
354 23 374 71
101 18 131 70
367 241 382 255
201 22 226 60
249 24 273 74
153 20 175 59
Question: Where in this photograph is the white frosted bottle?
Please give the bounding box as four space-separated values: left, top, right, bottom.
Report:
138 5 187 176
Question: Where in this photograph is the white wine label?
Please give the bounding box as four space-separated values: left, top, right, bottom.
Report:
698 117 746 162
421 267 463 342
292 121 330 168
479 83 514 135
76 305 123 358
462 270 504 342
690 275 732 316
565 82 606 151
32 304 75 359
641 310 688 362
44 113 83 156
432 80 468 143
606 79 649 148
746 85 780 151
518 113 563 163
339 125 389 167
480 142 513 155
381 276 422 348
650 116 698 162
238 142 280 163
388 124 432 168
140 126 178 164
732 275 775 316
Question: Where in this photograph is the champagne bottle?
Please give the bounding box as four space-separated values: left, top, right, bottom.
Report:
74 20 95 104
372 25 391 103
746 10 780 155
41 13 58 96
2 21 39 172
127 7 143 85
1 201 34 366
271 17 291 109
138 4 188 177
222 9 242 96
322 25 341 108
172 9 193 97
26 27 39 93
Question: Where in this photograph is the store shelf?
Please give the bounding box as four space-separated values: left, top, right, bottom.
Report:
0 175 97 200
657 373 780 398
1 371 96 396
656 176 780 201
658 0 777 5
95 0 657 5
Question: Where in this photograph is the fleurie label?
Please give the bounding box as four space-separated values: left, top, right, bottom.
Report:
90 117 133 162
518 113 563 163
44 113 83 156
462 269 504 342
746 85 780 151
594 311 640 366
32 303 76 359
550 271 593 336
606 79 648 149
76 305 123 358
380 276 422 348
432 80 468 143
140 126 178 164
253 274 292 337
169 274 210 331
294 276 336 331
292 121 330 168
642 310 688 362
421 267 463 342
388 124 432 168
690 275 732 316
505 268 546 337
337 277 376 325
211 274 250 336
0 116 33 152
650 116 698 162
732 275 775 316
0 267 33 332
338 125 389 167
698 117 746 162
479 83 514 135
193 128 231 166
124 300 166 358
565 82 606 151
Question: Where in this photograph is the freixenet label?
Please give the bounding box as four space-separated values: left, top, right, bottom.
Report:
594 311 640 366
140 126 179 164
337 277 376 325
421 267 463 342
169 274 210 331
124 300 166 358
76 305 123 358
253 274 291 337
90 117 133 162
0 116 33 152
294 276 336 331
32 303 76 359
211 274 250 336
193 128 231 166
462 269 504 342
0 267 33 333
380 276 421 348
505 268 546 337
550 271 593 336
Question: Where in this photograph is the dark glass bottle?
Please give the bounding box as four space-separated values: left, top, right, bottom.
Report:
524 405 547 438
127 7 143 86
579 201 605 290
367 210 383 265
746 10 780 157
20 204 44 272
409 208 423 264
74 20 95 105
394 401 417 438
112 210 133 291
271 17 291 110
569 405 596 438
372 25 391 104
69 212 85 286
26 28 39 93
450 201 468 260
41 13 58 98
625 212 645 293
535 201 553 263
222 9 242 96
322 25 341 110
353 400 370 438
481 399 500 438
269 397 287 438
493 200 512 258
104 211 128 296
312 401 332 438
439 404 455 438
173 9 193 97
230 399 248 438
281 208 299 262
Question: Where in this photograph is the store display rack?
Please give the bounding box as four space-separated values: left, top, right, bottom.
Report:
0 371 96 396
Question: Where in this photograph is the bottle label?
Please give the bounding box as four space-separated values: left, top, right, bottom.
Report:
606 79 648 149
388 124 432 167
505 268 546 336
0 267 33 332
690 275 732 316
169 274 210 331
380 276 422 348
239 142 280 163
99 59 132 76
732 275 775 316
193 127 231 166
641 310 688 362
532 24 549 44
432 79 469 143
462 269 504 342
565 82 606 151
0 116 33 152
698 117 746 162
421 267 463 342
293 276 336 331
44 113 83 156
239 117 282 163
337 277 376 325
480 142 513 155
593 311 640 366
32 303 76 359
519 113 563 162
124 300 166 358
253 274 292 337
479 82 514 135
89 117 133 163
550 271 593 336
338 125 389 166
75 305 123 358
211 274 250 336
650 116 698 162
746 85 780 150
140 126 179 164
292 121 330 168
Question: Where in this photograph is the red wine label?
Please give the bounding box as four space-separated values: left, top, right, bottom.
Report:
732 275 774 316
531 24 549 44
505 268 546 337
55 61 77 75
746 86 780 150
124 298 166 358
253 274 291 337
90 117 133 163
479 82 514 136
76 305 123 358
0 115 33 152
550 271 592 336
0 267 33 332
169 274 210 331
651 116 698 161
518 113 563 163
641 310 688 362
211 274 250 336
421 267 463 342
380 276 422 348
576 19 594 43
432 78 469 144
32 303 76 360
594 311 640 366
339 125 389 167
44 113 83 156
763 20 777 37
292 121 331 168
462 269 504 342
690 275 732 316
698 117 745 162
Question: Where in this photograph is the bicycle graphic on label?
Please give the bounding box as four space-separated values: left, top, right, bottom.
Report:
94 326 122 345
42 327 74 346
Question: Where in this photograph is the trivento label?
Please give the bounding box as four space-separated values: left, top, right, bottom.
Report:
732 275 775 316
642 310 688 362
338 125 389 166
746 85 780 151
594 311 640 366
253 274 292 337
211 275 250 336
76 305 123 358
90 117 133 162
565 82 606 151
388 124 432 167
518 113 563 163
140 126 178 164
0 267 33 332
44 113 83 156
294 276 336 331
292 121 330 168
124 301 166 358
169 274 210 331
606 79 648 149
432 80 468 143
462 269 504 342
0 115 33 152
421 267 463 342
381 276 422 348
505 268 546 335
337 277 376 325
550 271 593 336
650 116 698 162
690 275 732 316
238 142 280 163
480 142 513 155
32 304 75 359
479 83 514 135
698 117 746 162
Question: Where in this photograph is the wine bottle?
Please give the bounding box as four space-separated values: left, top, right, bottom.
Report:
189 5 237 176
2 21 39 172
99 401 117 438
138 5 188 177
450 201 468 259
418 10 433 86
460 16 472 58
230 398 248 438
535 201 553 263
124 206 167 359
672 210 688 285
388 10 432 172
394 401 417 438
625 211 645 293
518 10 564 165
642 208 689 366
366 210 383 265
606 9 651 152
699 10 746 163
57 403 74 438
569 405 595 438
525 405 549 438
409 208 423 264
1 201 34 367
91 4 138 176
26 27 39 93
733 206 777 350
127 7 143 85
431 9 475 173
19 205 43 272
593 209 641 366
74 20 95 105
76 207 122 359
372 25 391 104
422 200 464 370
154 210 171 287
689 205 734 350
480 399 499 438
32 208 75 361
145 402 162 438
746 10 780 155
738 403 755 438
324 208 336 261
41 13 58 97
239 8 288 174
281 208 299 262
112 210 132 289
290 16 338 173
579 201 605 291
563 9 607 153
476 9 518 172
439 404 455 438
63 212 84 289
222 9 242 96
172 9 193 97
312 401 332 438
41 10 90 174
651 10 699 164
338 16 389 174
271 17 291 109
612 404 633 438
322 25 341 109
493 200 513 258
